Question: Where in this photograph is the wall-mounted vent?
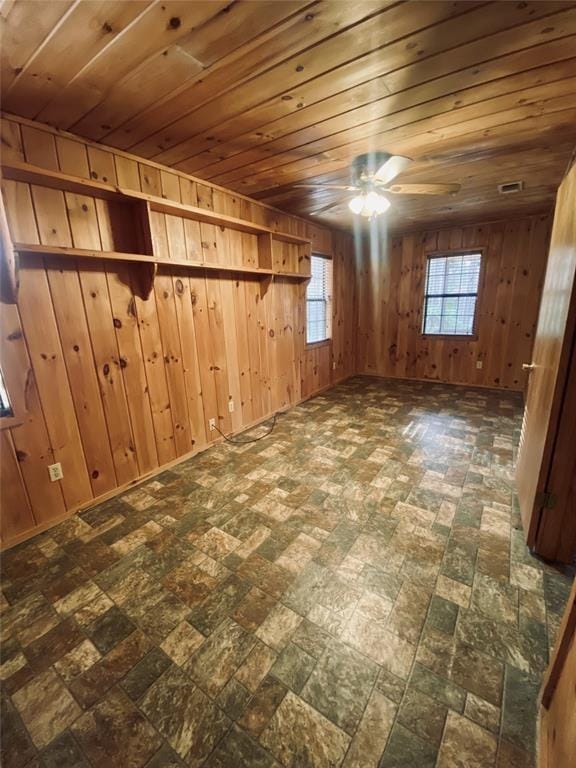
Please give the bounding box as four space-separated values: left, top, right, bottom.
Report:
498 181 524 194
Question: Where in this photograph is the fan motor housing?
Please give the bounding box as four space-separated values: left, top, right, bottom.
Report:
351 152 393 184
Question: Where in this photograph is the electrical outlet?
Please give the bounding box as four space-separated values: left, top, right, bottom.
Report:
228 400 234 413
476 360 483 370
332 361 336 370
48 462 63 482
209 418 216 431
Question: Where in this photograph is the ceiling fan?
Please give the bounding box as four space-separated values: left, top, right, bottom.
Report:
294 152 460 218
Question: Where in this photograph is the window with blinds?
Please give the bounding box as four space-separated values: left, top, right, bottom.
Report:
0 367 12 418
306 254 333 344
422 252 482 336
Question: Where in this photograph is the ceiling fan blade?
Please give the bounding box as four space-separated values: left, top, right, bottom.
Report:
293 183 358 190
373 155 412 184
310 200 347 216
385 183 461 195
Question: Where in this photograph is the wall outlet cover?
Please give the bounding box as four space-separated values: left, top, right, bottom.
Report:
209 418 216 431
228 400 234 413
48 462 63 482
476 360 483 369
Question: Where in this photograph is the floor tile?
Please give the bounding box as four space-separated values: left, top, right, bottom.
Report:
71 687 162 767
12 668 81 748
140 665 230 764
301 639 378 734
260 690 350 768
436 711 497 768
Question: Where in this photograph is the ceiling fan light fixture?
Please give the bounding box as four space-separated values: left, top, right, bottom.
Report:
348 195 364 214
348 191 390 217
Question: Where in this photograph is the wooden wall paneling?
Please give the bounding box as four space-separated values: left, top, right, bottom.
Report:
106 264 159 474
255 280 272 417
0 115 24 162
219 274 244 432
55 136 90 178
149 210 169 259
76 260 139 484
45 259 117 497
0 301 66 526
188 272 219 442
17 257 93 507
244 279 265 422
134 278 176 465
65 192 102 250
87 146 117 185
232 276 254 426
179 177 203 261
30 184 72 247
241 233 258 269
0 428 35 544
215 224 232 267
205 272 233 435
154 268 193 456
160 170 182 203
171 269 207 452
164 214 187 261
115 155 142 191
200 221 219 265
21 124 58 170
139 163 161 197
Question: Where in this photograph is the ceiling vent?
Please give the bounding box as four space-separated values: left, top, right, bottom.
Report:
498 180 524 194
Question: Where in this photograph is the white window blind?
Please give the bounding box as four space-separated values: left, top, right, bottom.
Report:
422 252 482 336
306 255 333 344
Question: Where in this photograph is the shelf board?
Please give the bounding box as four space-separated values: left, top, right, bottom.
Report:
144 196 272 237
2 162 312 244
274 271 311 279
271 232 311 245
13 243 284 277
3 161 122 202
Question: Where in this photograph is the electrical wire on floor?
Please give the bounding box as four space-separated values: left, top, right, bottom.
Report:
213 413 278 445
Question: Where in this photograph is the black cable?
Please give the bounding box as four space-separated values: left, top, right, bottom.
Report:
214 413 278 444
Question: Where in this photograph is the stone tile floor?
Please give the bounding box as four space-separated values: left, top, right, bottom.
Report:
1 376 573 768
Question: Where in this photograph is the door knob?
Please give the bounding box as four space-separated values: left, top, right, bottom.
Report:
522 363 536 371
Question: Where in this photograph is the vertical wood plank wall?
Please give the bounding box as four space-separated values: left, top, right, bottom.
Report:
355 215 552 390
0 116 357 548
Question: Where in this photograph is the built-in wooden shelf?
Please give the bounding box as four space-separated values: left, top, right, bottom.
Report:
14 243 310 299
2 161 312 245
2 162 312 297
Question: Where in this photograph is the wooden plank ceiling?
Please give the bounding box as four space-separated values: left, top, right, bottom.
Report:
2 0 576 231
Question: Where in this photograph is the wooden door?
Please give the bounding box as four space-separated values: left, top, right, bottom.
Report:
516 162 576 549
539 579 576 768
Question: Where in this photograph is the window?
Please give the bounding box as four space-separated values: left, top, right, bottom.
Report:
422 252 482 336
0 368 13 418
306 255 333 344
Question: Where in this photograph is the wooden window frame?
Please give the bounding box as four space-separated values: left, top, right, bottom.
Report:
306 253 333 347
420 248 486 341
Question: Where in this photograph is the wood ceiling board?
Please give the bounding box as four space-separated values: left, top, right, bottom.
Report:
44 0 308 134
90 1 391 148
145 1 485 167
34 1 232 128
0 0 76 92
241 93 576 196
2 1 155 117
158 2 573 172
191 46 576 182
203 62 576 186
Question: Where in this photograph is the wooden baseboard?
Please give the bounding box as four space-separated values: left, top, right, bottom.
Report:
1 374 352 551
356 370 525 395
